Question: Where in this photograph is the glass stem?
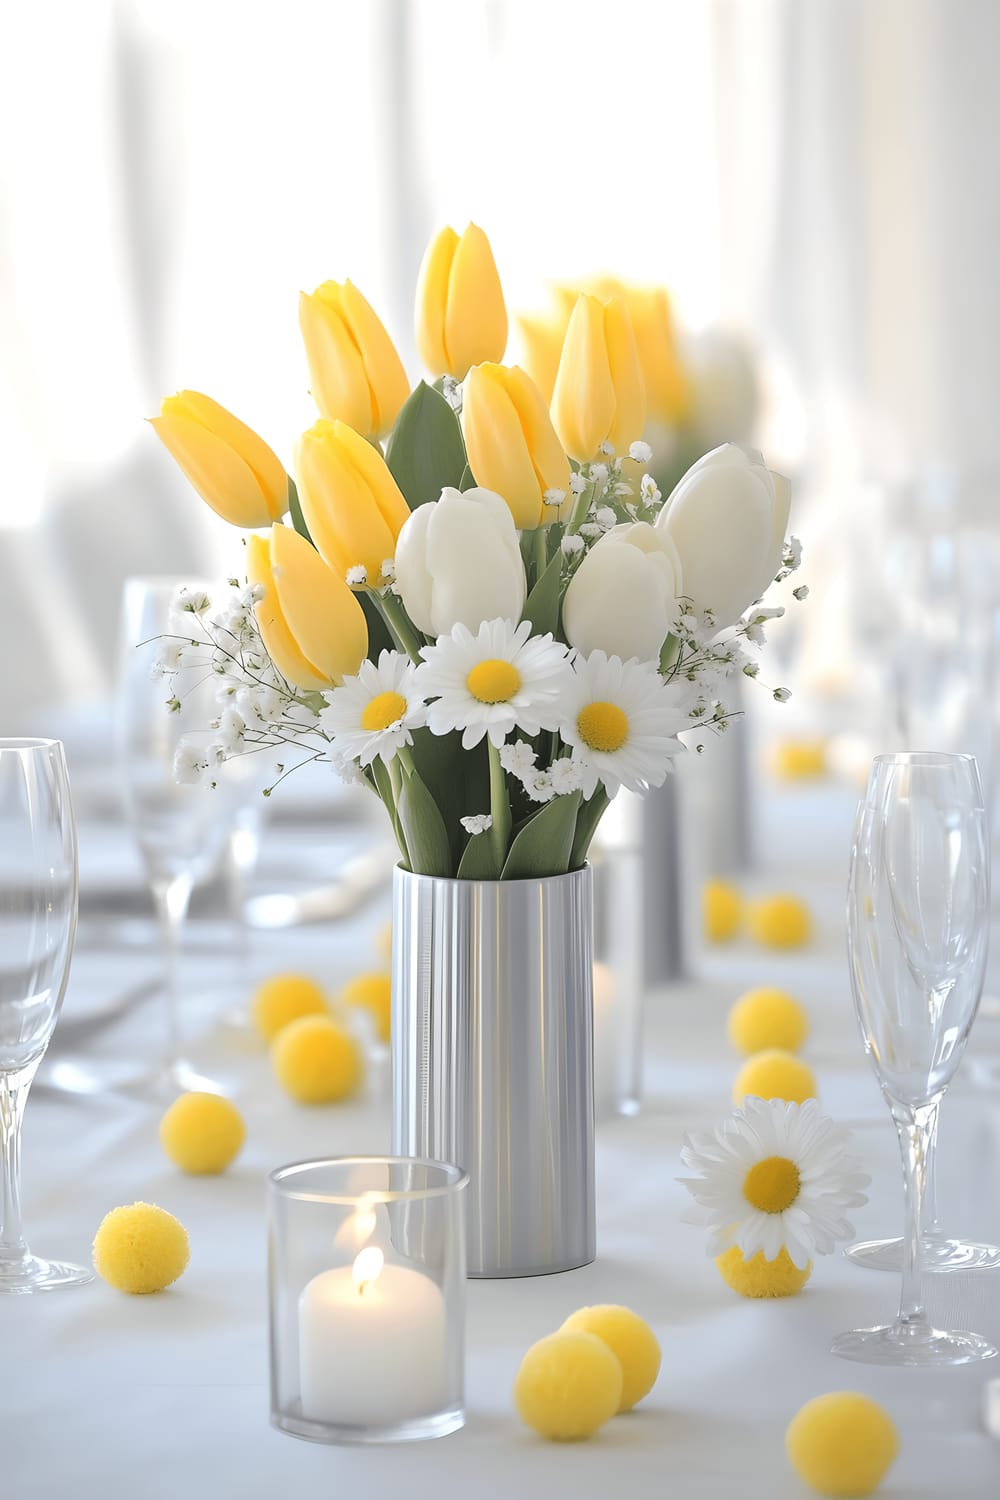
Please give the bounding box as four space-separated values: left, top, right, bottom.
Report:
0 1063 37 1267
891 1096 938 1328
226 821 259 998
922 1096 942 1238
150 873 193 1073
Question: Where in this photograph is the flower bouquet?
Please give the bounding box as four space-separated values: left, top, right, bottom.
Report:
152 223 800 1275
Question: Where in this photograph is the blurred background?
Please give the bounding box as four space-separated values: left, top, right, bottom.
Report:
2 0 999 814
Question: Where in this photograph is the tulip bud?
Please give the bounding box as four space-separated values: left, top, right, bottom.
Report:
656 444 790 629
462 364 571 529
562 523 681 662
622 286 691 426
415 223 507 379
514 310 570 405
298 279 410 439
151 391 288 528
394 486 526 637
294 419 411 589
550 294 646 462
246 524 368 691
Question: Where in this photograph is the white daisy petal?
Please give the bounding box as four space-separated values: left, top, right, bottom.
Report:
319 651 426 768
414 617 571 749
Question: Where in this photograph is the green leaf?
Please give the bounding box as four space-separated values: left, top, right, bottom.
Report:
570 786 609 869
408 727 489 868
385 382 467 509
398 764 453 876
456 832 502 880
501 792 582 880
287 476 314 546
370 758 408 867
520 546 564 639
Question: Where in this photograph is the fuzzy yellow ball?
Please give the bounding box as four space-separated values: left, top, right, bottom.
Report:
251 973 328 1042
748 893 812 949
514 1330 624 1440
773 739 828 781
92 1202 190 1294
786 1392 898 1496
560 1305 661 1411
159 1092 246 1175
716 1245 812 1299
733 1048 817 1106
340 971 392 1044
703 879 742 942
272 1015 363 1104
728 987 809 1055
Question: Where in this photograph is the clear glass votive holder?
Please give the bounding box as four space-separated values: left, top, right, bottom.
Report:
592 808 644 1119
268 1156 468 1445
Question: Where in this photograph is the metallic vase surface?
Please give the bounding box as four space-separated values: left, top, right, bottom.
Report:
391 864 596 1279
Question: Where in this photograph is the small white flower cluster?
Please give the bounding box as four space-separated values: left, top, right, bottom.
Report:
499 739 584 804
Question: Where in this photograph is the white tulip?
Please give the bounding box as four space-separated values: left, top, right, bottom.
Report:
394 486 526 637
562 522 682 662
655 444 790 629
682 330 759 449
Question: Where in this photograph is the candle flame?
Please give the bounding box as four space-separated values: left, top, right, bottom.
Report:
352 1245 384 1294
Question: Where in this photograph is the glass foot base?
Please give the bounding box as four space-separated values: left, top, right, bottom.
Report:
272 1406 465 1445
39 1054 226 1103
832 1322 997 1367
846 1235 1000 1272
0 1254 94 1295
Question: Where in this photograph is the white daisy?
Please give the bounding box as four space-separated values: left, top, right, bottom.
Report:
319 650 426 768
414 618 570 751
558 651 691 798
678 1097 870 1269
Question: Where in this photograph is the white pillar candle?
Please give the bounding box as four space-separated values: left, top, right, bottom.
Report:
298 1247 448 1427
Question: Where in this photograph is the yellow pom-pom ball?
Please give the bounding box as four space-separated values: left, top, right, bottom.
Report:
703 879 742 942
375 918 393 965
716 1245 812 1299
272 1015 363 1104
727 987 809 1055
514 1330 623 1441
748 893 812 949
561 1305 660 1412
92 1201 190 1294
733 1048 817 1105
773 739 828 781
786 1392 898 1496
340 971 392 1044
159 1091 246 1175
251 973 328 1042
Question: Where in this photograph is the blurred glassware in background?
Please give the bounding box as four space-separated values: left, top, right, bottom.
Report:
0 738 92 1292
591 797 644 1120
115 577 266 1095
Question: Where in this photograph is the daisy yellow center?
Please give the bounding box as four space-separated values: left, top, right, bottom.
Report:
466 659 521 703
742 1155 801 1214
577 701 629 753
361 690 407 732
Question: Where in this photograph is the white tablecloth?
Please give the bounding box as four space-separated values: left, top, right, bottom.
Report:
6 784 1000 1498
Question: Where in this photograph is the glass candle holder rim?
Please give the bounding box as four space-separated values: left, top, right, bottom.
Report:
268 1155 469 1206
872 751 980 768
0 738 64 752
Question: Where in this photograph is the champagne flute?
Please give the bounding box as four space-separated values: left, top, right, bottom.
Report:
117 578 260 1095
0 739 92 1292
833 752 996 1365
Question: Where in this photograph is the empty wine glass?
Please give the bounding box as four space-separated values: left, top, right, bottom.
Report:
117 577 264 1095
0 739 92 1292
833 752 996 1365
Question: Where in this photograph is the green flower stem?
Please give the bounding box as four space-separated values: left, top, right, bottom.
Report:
487 740 512 871
371 590 425 664
532 525 548 589
565 478 594 535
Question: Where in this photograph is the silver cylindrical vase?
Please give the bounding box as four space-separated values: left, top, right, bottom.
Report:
391 864 596 1279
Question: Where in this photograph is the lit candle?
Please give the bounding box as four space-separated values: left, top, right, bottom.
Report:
298 1246 448 1426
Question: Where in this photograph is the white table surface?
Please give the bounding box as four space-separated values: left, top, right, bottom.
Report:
6 776 1000 1499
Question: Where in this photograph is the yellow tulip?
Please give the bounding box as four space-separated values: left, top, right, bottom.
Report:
294 419 410 588
550 294 646 463
462 364 571 528
514 310 570 406
298 279 410 439
415 222 507 379
150 390 288 528
618 285 690 426
246 524 367 691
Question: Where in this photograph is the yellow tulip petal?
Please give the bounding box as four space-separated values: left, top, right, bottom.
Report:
246 533 330 691
462 364 543 528
160 391 289 520
269 524 367 686
339 280 410 436
151 412 279 530
329 419 411 537
299 288 376 435
294 420 407 586
626 287 691 425
551 293 616 463
415 225 458 376
603 297 646 455
503 365 571 502
443 223 508 379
